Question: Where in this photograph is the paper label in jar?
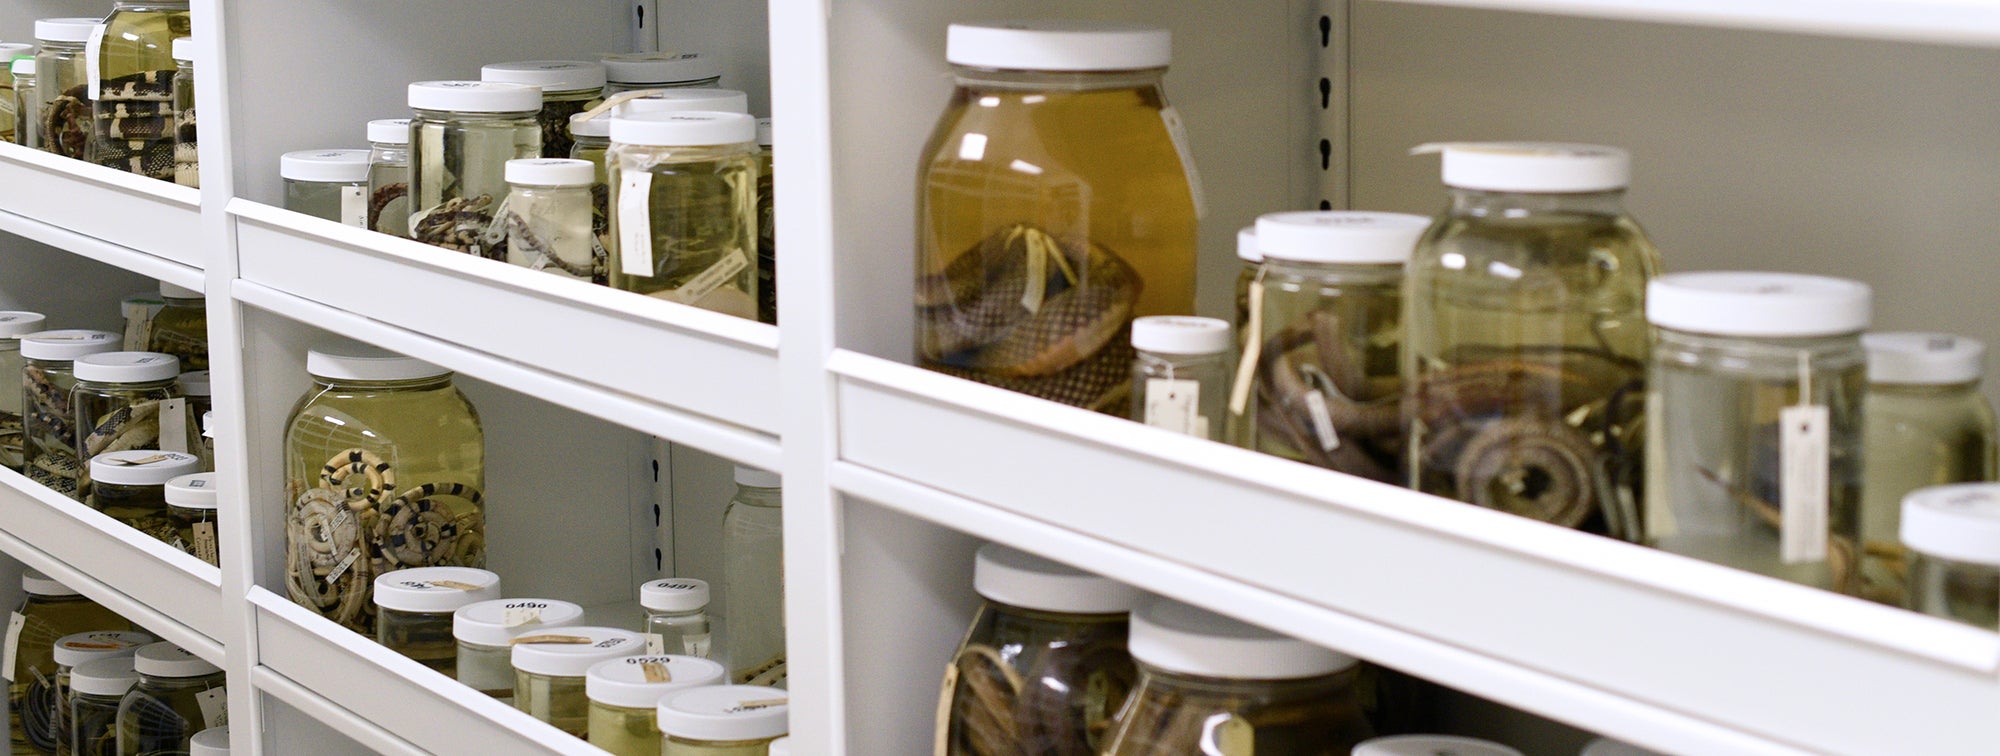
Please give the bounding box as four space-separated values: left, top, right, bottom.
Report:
197 686 228 728
1214 717 1253 755
193 522 218 565
325 548 360 585
1143 378 1204 438
84 25 106 100
1159 106 1206 220
669 249 750 306
618 171 656 277
2 611 23 682
644 632 665 655
159 398 188 453
681 631 711 658
1303 392 1340 452
1779 403 1831 564
341 185 368 228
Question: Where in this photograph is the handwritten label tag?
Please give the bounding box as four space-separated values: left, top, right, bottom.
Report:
617 171 656 277
1304 392 1341 452
1214 717 1253 756
105 453 174 467
2 612 23 682
1780 404 1831 564
426 580 483 591
670 249 749 305
641 661 672 683
159 398 188 453
736 697 786 710
1143 378 1202 437
644 632 665 655
341 185 368 228
510 634 593 646
192 522 219 566
325 548 360 585
197 686 228 728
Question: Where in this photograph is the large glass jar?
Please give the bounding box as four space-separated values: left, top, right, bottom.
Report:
569 113 612 285
281 150 371 227
147 282 206 373
87 1 190 179
11 570 126 756
72 352 197 473
601 52 721 94
1404 143 1659 536
0 311 49 471
482 61 606 159
14 58 39 149
115 643 223 756
755 117 774 326
586 655 726 756
34 18 97 160
1645 273 1869 592
67 657 137 756
1901 484 2000 629
1857 333 1997 606
722 466 783 685
365 118 412 238
168 38 193 187
1101 599 1374 755
1128 316 1230 442
164 473 218 565
283 346 485 633
453 598 585 703
503 158 600 281
608 111 760 318
21 330 121 498
372 566 500 675
87 451 201 547
916 21 1199 414
51 631 152 756
1352 736 1523 756
640 578 712 658
116 295 161 353
407 81 541 257
512 626 644 736
657 685 788 755
939 543 1139 755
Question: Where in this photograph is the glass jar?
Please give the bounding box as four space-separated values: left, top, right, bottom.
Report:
0 44 31 144
1233 226 1261 349
72 352 196 471
116 643 224 756
186 726 225 756
173 371 210 470
1353 735 1524 756
11 570 126 756
754 117 774 326
67 657 136 756
607 111 760 318
34 18 96 160
21 330 120 498
87 1 190 179
0 311 49 471
1900 484 2000 629
1857 333 1998 606
482 60 606 159
283 345 485 633
569 113 612 285
281 150 371 227
365 118 412 238
371 566 501 675
616 89 750 118
453 598 585 703
407 81 542 256
657 685 788 755
168 38 193 188
87 451 201 547
586 655 727 756
52 631 153 756
1128 316 1230 442
1645 272 1870 592
1405 143 1659 536
511 626 644 736
164 473 218 566
117 294 161 352
503 158 600 281
722 466 783 685
147 282 206 373
640 578 712 658
14 57 39 148
939 543 1139 755
600 52 721 94
1101 599 1374 755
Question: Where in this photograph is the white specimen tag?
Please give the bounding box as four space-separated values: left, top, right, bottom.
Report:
670 249 750 305
1779 403 1831 564
84 25 107 100
341 185 368 228
644 632 665 655
1228 279 1266 416
193 522 218 565
617 171 656 277
1143 378 1202 437
197 686 228 728
158 398 188 453
1304 392 1341 452
503 605 543 628
1159 106 1207 220
1215 717 1254 756
682 632 711 658
2 612 23 682
325 548 360 584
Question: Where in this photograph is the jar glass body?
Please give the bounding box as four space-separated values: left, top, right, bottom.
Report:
456 640 513 701
72 377 196 498
1253 260 1403 479
644 607 712 658
571 133 612 285
14 70 39 149
1101 665 1374 755
24 357 85 497
536 87 601 159
170 58 193 187
53 663 77 756
722 483 783 684
376 608 455 674
1908 552 2000 629
12 594 123 755
915 66 1198 414
89 1 190 179
606 141 760 318
603 75 719 95
114 671 222 756
283 178 367 228
1859 380 1999 605
90 482 178 547
283 374 485 633
69 690 123 756
367 140 410 237
939 602 1134 755
408 107 540 253
662 736 774 756
146 296 206 372
1404 188 1658 535
1 338 23 470
1130 349 1227 442
514 671 588 736
755 144 775 325
35 40 89 159
587 701 659 756
165 503 217 566
505 182 598 281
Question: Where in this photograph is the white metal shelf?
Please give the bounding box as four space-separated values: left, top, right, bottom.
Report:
250 669 426 756
0 143 203 280
1382 0 2000 48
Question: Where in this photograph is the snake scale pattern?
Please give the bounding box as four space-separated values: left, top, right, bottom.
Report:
286 448 485 632
92 71 177 180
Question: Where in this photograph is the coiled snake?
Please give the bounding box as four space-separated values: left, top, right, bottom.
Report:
91 70 177 180
286 448 485 632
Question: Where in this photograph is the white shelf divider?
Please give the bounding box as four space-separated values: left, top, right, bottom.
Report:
1382 0 2000 47
249 668 427 756
0 143 203 274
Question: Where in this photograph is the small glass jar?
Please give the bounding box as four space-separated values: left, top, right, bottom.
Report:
72 352 196 474
1645 272 1870 592
657 685 788 755
641 578 713 658
21 330 120 498
12 571 126 756
116 642 225 755
283 346 485 634
281 150 371 227
174 371 211 469
1353 735 1524 756
586 655 727 756
87 450 202 546
608 112 760 318
365 118 412 237
1901 484 2000 629
67 657 138 756
939 543 1139 755
0 311 49 471
482 60 606 159
1128 316 1230 442
1102 599 1374 755
168 38 193 188
601 52 722 94
722 466 784 685
1857 333 1998 606
407 80 542 256
186 725 226 756
147 282 206 373
118 293 162 352
503 158 600 281
14 57 40 148
164 473 219 566
616 89 750 118
512 626 644 736
371 566 501 675
87 1 191 179
453 598 585 702
34 18 96 159
51 631 153 756
754 117 774 326
569 113 613 284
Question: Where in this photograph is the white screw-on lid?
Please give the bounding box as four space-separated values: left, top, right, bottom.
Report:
656 685 789 741
11 58 35 77
510 626 645 677
165 473 219 510
177 370 211 397
372 567 502 613
159 281 201 300
1254 211 1429 265
756 117 772 148
569 112 609 139
1129 598 1356 679
641 578 712 613
1863 332 1985 385
1131 316 1231 356
170 38 191 63
367 118 411 145
947 21 1170 72
1413 142 1631 193
602 51 720 85
620 89 751 116
52 630 155 668
453 598 586 647
189 726 229 756
306 344 449 382
1579 738 1665 756
973 543 1141 614
585 654 728 709
0 311 47 339
280 149 371 183
1236 226 1261 264
90 451 202 487
482 60 607 93
1646 272 1871 338
610 111 757 147
74 351 180 383
408 80 541 114
20 329 118 360
69 656 140 697
506 158 595 187
1902 484 2000 565
134 642 220 678
22 569 75 596
35 18 100 44
733 465 780 488
1352 735 1525 756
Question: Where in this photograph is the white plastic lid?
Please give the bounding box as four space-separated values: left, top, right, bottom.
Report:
160 281 202 299
1352 735 1525 756
601 51 720 85
22 569 75 596
481 60 607 93
1646 272 1871 338
973 543 1141 614
1235 226 1261 263
768 737 791 756
640 578 712 613
1129 598 1356 679
1413 142 1631 193
453 598 586 647
20 329 118 360
733 465 780 488
372 567 502 613
52 630 155 668
11 58 34 76
367 118 411 145
1902 484 2000 565
1863 332 1985 385
69 657 140 697
610 111 757 147
620 88 751 116
408 80 541 114
0 45 32 60
1578 738 1665 756
177 370 211 396
306 344 449 382
165 473 219 510
280 149 371 183
569 112 609 138
756 117 772 148
189 726 229 756
505 158 595 187
35 18 100 44
170 38 192 63
134 642 219 678
1131 316 1231 356
656 685 789 741
510 626 645 677
585 654 728 709
74 351 180 383
0 311 47 338
90 451 202 487
1255 211 1428 264
947 21 1170 72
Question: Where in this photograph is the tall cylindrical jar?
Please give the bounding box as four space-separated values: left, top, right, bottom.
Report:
87 450 201 547
1645 272 1870 592
1901 484 2000 629
373 566 501 675
607 111 760 317
365 118 412 237
482 60 606 159
34 18 96 159
1404 143 1659 536
50 631 152 756
0 311 49 471
67 657 137 756
115 643 223 756
282 345 485 633
503 158 600 281
71 352 197 475
14 58 39 149
722 465 783 685
512 627 645 736
585 655 726 756
0 44 32 145
168 38 193 187
453 598 586 703
281 149 371 227
164 473 219 565
21 329 120 498
1128 316 1230 442
600 52 721 94
147 281 205 373
407 81 541 256
569 113 612 284
640 578 712 658
87 1 190 179
12 570 126 756
657 685 788 755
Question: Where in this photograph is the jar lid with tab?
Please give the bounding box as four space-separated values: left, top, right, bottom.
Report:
0 45 31 62
1902 484 2000 566
585 654 727 709
160 281 201 300
510 626 644 676
1646 272 1872 338
1236 226 1261 264
733 465 780 488
21 329 119 360
306 344 449 382
280 149 371 183
1255 211 1430 265
165 473 218 510
974 542 1141 614
453 598 586 647
52 630 155 668
408 80 541 114
170 37 191 64
1131 316 1230 357
189 726 229 756
35 18 100 44
10 58 33 77
0 311 47 339
22 568 75 596
619 88 751 116
610 111 757 147
481 60 606 94
68 656 140 697
133 642 220 678
373 567 502 613
1129 598 1357 679
1352 735 1525 756
569 111 610 139
177 370 210 397
90 451 202 487
946 21 1171 72
601 51 720 85
505 158 595 187
74 351 180 383
641 578 711 613
367 118 411 145
1863 332 1985 385
1413 142 1631 194
656 685 789 741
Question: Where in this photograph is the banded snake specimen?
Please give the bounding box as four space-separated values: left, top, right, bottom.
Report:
940 620 1134 755
287 448 485 632
43 84 91 160
22 365 80 496
92 70 178 180
504 202 605 280
1101 672 1375 755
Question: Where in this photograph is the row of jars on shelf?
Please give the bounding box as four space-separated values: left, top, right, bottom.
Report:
8 5 199 185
